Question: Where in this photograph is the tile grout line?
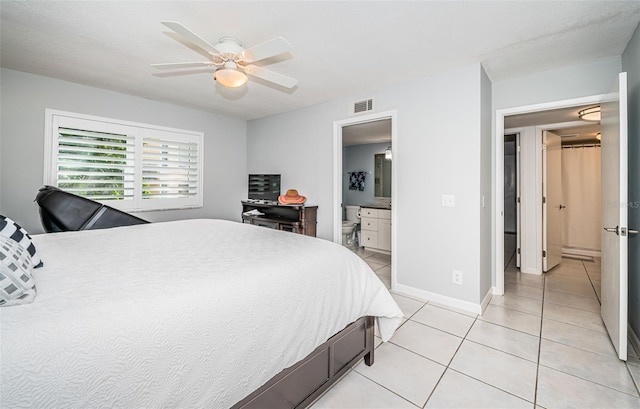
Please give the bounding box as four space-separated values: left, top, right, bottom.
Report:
581 259 602 305
535 361 640 398
533 270 546 408
420 315 480 408
350 367 421 408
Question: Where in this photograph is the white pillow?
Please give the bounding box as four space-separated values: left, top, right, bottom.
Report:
0 236 37 306
0 215 43 268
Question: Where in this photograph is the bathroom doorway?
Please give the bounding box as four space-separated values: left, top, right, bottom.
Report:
333 110 397 289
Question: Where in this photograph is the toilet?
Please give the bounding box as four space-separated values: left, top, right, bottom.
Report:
342 205 361 246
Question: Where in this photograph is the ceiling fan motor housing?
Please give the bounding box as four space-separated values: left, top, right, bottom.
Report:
214 37 244 56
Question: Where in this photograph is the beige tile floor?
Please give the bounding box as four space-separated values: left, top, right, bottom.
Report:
311 239 640 408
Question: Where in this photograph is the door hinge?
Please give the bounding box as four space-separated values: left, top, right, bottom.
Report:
542 197 546 204
517 197 520 204
517 248 521 255
542 250 547 258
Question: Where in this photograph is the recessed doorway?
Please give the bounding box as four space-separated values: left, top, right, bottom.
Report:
333 110 397 289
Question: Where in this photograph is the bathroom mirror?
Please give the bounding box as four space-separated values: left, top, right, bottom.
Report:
374 153 391 197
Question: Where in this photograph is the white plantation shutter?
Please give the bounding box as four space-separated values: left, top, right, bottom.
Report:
56 127 135 201
140 131 201 208
45 110 203 211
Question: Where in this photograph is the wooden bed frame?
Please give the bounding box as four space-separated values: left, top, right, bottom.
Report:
232 316 375 408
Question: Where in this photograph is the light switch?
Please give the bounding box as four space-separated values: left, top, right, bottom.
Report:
442 194 455 207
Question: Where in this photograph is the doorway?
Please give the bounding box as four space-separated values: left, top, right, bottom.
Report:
504 116 602 276
333 110 398 288
494 95 603 294
495 78 630 361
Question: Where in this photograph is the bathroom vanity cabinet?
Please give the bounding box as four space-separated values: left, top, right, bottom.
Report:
360 207 391 253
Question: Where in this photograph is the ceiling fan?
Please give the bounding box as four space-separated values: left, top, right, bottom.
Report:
152 21 297 89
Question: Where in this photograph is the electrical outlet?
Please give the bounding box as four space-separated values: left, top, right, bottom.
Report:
452 269 463 285
442 194 455 207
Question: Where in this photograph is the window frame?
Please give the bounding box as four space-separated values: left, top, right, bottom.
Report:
44 109 204 212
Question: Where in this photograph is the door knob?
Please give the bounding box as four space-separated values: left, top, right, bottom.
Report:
630 228 639 238
559 204 566 209
604 226 620 235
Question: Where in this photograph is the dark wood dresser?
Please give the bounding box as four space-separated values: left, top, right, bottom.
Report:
241 201 318 237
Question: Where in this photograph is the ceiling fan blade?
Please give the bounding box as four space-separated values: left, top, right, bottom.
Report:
151 62 214 70
245 65 297 88
242 36 291 63
161 21 220 56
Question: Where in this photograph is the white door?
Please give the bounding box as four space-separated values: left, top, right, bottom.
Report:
601 72 629 361
543 130 563 272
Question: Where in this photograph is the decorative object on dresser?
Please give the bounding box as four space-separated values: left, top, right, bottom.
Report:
242 201 317 237
360 207 391 253
278 189 307 205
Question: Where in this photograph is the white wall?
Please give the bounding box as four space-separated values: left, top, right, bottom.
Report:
249 63 488 308
0 68 247 234
622 22 640 347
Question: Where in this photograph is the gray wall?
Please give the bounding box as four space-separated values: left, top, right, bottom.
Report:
249 63 488 307
480 66 493 303
622 22 640 346
342 142 388 207
493 57 622 111
0 68 247 234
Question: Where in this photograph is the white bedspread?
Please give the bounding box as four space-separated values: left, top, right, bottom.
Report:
0 219 402 408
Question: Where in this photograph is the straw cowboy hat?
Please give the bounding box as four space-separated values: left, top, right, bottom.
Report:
278 189 306 205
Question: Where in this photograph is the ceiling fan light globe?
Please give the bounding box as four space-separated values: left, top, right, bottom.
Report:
214 68 248 88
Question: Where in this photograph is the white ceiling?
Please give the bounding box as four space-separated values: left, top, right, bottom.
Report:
505 104 602 143
343 119 391 146
1 1 639 121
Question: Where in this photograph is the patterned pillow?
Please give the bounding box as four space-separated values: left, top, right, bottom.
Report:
0 236 37 306
0 215 43 268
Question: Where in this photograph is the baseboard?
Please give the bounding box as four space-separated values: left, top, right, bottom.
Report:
520 267 541 275
562 247 601 258
480 288 493 313
392 283 483 315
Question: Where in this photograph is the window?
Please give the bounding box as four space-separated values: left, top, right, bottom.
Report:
44 109 203 212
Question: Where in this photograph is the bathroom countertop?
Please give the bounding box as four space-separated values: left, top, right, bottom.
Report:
360 205 392 210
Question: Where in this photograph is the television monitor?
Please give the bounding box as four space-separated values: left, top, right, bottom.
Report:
248 174 281 202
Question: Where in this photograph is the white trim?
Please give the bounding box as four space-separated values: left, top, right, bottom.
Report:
494 95 605 296
333 110 398 288
520 267 542 276
393 283 484 315
480 288 493 313
44 109 204 212
562 247 602 258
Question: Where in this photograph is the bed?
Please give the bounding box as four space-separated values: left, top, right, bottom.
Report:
0 219 403 408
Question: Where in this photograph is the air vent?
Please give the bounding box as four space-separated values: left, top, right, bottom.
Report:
350 98 374 115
